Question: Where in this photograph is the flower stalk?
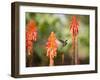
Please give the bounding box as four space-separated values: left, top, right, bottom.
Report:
70 16 79 65
46 32 58 66
26 20 37 66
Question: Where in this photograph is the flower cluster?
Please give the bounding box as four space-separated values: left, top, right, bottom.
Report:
26 20 37 55
70 16 79 37
46 32 58 59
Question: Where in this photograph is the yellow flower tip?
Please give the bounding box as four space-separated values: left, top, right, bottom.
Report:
51 31 54 34
49 32 56 40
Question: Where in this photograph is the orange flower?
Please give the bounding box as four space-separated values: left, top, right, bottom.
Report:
70 16 79 37
26 20 37 55
46 32 58 66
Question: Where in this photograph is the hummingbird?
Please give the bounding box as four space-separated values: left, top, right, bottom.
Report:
59 39 68 47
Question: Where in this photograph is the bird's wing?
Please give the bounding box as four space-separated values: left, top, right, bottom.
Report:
59 39 64 43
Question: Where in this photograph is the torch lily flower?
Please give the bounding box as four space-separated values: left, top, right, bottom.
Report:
70 16 79 64
70 16 79 37
26 20 37 55
46 32 58 66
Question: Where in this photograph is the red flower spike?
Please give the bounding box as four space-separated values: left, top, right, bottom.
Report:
70 16 79 37
26 20 38 55
70 16 79 64
46 32 58 66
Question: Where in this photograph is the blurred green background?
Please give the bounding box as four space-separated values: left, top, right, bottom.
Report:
26 12 90 67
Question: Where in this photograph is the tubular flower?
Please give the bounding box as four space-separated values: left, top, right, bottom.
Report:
26 20 37 55
70 16 79 64
46 32 58 66
70 16 79 37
